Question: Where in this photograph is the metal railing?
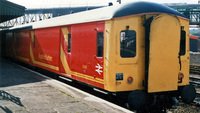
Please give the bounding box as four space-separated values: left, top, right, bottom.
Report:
0 13 53 30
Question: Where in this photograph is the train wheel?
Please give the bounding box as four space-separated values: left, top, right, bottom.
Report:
181 84 196 104
128 90 147 110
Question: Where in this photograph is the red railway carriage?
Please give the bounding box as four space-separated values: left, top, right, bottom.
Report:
15 30 30 63
6 1 196 111
31 27 60 72
6 32 14 58
10 22 106 88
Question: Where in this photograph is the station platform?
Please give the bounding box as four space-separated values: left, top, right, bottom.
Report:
0 58 132 113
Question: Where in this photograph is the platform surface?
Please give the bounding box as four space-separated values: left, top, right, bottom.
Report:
0 58 132 113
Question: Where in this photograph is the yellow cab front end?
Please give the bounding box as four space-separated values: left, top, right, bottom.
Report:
103 2 196 111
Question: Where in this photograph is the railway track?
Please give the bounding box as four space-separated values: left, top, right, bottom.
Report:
190 65 200 75
190 76 200 86
189 79 200 105
189 75 200 104
196 92 200 97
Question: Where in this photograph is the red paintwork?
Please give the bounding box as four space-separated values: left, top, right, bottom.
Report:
60 26 71 74
70 22 104 87
15 30 30 63
33 27 60 73
189 35 198 40
6 21 105 89
6 32 14 58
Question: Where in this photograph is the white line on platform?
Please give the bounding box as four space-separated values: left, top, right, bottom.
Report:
58 76 73 82
12 62 133 113
93 88 109 95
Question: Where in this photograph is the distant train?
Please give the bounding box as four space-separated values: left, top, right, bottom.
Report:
6 1 196 112
189 35 199 52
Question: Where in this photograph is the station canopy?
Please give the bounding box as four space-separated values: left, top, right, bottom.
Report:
0 0 25 23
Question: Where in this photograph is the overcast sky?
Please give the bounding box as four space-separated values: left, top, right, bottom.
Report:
7 0 198 9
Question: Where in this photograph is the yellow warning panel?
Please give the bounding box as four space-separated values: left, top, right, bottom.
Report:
148 14 180 93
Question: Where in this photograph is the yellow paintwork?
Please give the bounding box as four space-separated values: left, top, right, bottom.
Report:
29 27 105 84
60 27 71 74
59 27 105 84
103 14 190 92
60 45 104 84
30 45 35 63
30 31 59 71
104 16 146 92
178 18 190 86
30 45 59 71
38 53 53 61
16 56 29 62
30 31 34 44
148 15 180 93
60 44 72 74
27 13 189 93
35 60 59 71
13 32 29 62
72 71 104 84
61 27 69 46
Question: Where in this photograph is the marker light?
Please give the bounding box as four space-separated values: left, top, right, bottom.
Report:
127 77 133 84
178 73 184 80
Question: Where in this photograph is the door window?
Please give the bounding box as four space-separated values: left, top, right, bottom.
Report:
180 29 186 56
120 30 136 57
68 34 71 53
97 32 104 57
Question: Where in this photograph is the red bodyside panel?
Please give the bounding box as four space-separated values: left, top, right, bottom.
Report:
71 22 105 88
7 21 105 89
60 27 71 74
29 30 33 64
33 27 60 73
15 30 30 63
6 32 14 58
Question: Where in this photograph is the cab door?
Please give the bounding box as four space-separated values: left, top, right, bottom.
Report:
60 27 72 76
94 22 105 80
147 14 181 93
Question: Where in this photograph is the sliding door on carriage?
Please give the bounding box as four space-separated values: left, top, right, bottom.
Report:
60 27 72 76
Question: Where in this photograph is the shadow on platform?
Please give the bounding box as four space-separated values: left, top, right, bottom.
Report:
0 90 24 107
0 106 13 113
0 57 47 87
